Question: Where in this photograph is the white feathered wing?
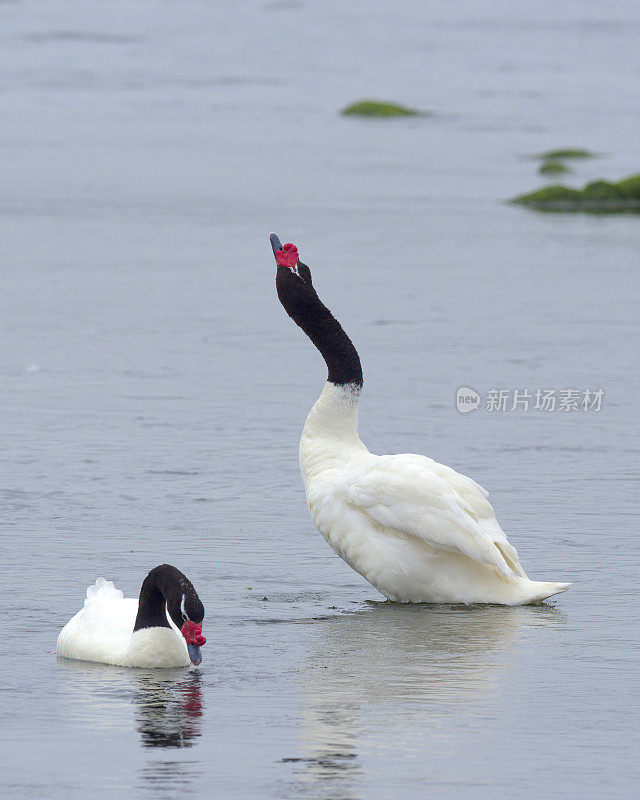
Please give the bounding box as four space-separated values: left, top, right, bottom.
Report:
347 454 529 582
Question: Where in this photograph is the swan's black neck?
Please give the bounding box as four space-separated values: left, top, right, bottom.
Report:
276 264 363 388
133 564 203 632
299 307 363 388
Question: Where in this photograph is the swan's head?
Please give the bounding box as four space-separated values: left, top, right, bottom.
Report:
270 233 317 316
163 573 206 666
134 565 207 665
174 592 205 666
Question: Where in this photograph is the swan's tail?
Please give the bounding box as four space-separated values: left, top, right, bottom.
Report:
83 576 123 608
519 579 570 604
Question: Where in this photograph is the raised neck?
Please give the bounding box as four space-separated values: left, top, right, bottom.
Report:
276 266 363 388
301 309 363 388
302 382 363 442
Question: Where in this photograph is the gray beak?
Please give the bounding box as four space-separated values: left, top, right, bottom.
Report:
187 643 202 666
269 232 283 260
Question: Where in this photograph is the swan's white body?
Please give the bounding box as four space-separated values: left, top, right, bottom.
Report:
56 578 191 668
300 383 569 605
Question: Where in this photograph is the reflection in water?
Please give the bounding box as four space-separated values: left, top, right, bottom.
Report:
133 671 203 748
56 659 204 748
138 760 201 797
284 603 565 800
55 660 205 797
134 672 204 800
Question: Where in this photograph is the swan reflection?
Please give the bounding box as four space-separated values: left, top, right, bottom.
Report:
133 670 203 748
131 671 204 798
55 659 204 749
55 660 205 796
285 602 565 799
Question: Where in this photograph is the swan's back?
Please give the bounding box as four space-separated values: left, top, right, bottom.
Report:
57 578 138 665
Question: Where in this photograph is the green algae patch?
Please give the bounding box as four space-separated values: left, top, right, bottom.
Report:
340 99 426 118
510 174 640 213
538 160 571 176
512 185 582 210
533 148 597 161
616 174 640 199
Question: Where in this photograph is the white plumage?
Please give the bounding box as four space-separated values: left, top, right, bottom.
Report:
300 382 569 605
56 578 191 668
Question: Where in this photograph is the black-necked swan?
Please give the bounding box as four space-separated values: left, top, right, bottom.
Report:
270 233 570 605
56 564 207 667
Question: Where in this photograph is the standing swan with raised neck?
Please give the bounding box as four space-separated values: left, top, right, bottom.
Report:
271 233 569 605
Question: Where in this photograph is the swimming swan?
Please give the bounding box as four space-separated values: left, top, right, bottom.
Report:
270 233 569 605
57 564 207 667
